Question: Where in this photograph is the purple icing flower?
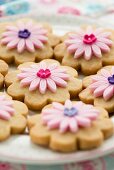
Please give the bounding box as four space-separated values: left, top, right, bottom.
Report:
1 21 48 53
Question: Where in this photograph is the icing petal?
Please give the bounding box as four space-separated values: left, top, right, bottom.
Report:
25 39 35 53
96 42 110 52
52 102 64 111
2 31 17 37
29 78 40 91
60 118 69 133
20 76 35 86
84 45 92 60
97 37 112 46
51 68 66 73
74 45 85 58
93 84 109 97
100 69 111 77
51 73 69 80
47 118 61 129
76 116 91 127
92 44 102 57
42 114 56 124
30 37 44 49
42 108 62 115
47 78 57 93
111 67 114 74
98 32 111 38
67 43 80 53
35 35 48 42
82 113 99 120
6 26 18 32
51 76 67 87
89 81 108 91
94 28 103 35
103 85 114 101
92 75 107 82
39 79 47 94
65 99 72 109
48 63 58 71
1 37 16 44
39 61 47 70
69 118 78 133
17 39 25 53
7 38 19 49
0 110 11 120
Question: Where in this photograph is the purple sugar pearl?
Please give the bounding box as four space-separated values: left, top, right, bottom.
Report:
64 107 78 117
18 29 31 39
108 75 114 84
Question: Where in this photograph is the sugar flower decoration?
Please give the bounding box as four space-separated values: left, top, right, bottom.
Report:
17 61 69 94
65 27 112 60
0 95 15 120
89 67 114 101
42 100 99 133
1 21 48 53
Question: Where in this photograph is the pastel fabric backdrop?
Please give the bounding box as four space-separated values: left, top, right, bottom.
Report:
1 0 114 170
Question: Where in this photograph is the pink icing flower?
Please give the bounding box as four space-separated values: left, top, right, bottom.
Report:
17 61 69 94
0 163 11 170
58 6 80 16
42 100 99 133
1 21 48 53
40 0 57 4
0 95 15 120
65 27 112 60
89 67 114 101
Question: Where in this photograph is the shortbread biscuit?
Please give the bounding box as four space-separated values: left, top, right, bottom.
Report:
54 26 114 75
79 66 114 113
0 19 60 65
0 59 8 89
28 100 113 153
0 92 28 141
5 59 82 110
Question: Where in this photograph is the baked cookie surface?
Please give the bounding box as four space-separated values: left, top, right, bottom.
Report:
5 59 82 110
54 26 114 75
28 100 113 153
0 19 60 65
79 66 114 113
0 92 28 141
0 59 8 89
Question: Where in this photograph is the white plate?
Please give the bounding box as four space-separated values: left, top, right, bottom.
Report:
0 14 114 165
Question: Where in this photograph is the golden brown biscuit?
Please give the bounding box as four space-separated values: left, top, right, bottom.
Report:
0 59 8 89
28 100 113 153
0 92 28 141
0 19 60 65
54 26 114 75
79 66 114 113
5 59 82 110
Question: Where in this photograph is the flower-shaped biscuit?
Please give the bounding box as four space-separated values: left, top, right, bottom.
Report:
28 100 113 153
54 26 114 75
5 59 82 110
0 19 60 65
0 92 28 141
0 59 8 89
79 66 114 113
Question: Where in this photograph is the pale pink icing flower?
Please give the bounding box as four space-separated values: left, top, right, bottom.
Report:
17 61 69 94
58 6 80 15
89 67 114 101
0 163 11 170
1 21 48 53
65 26 112 60
42 100 99 133
0 95 15 120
